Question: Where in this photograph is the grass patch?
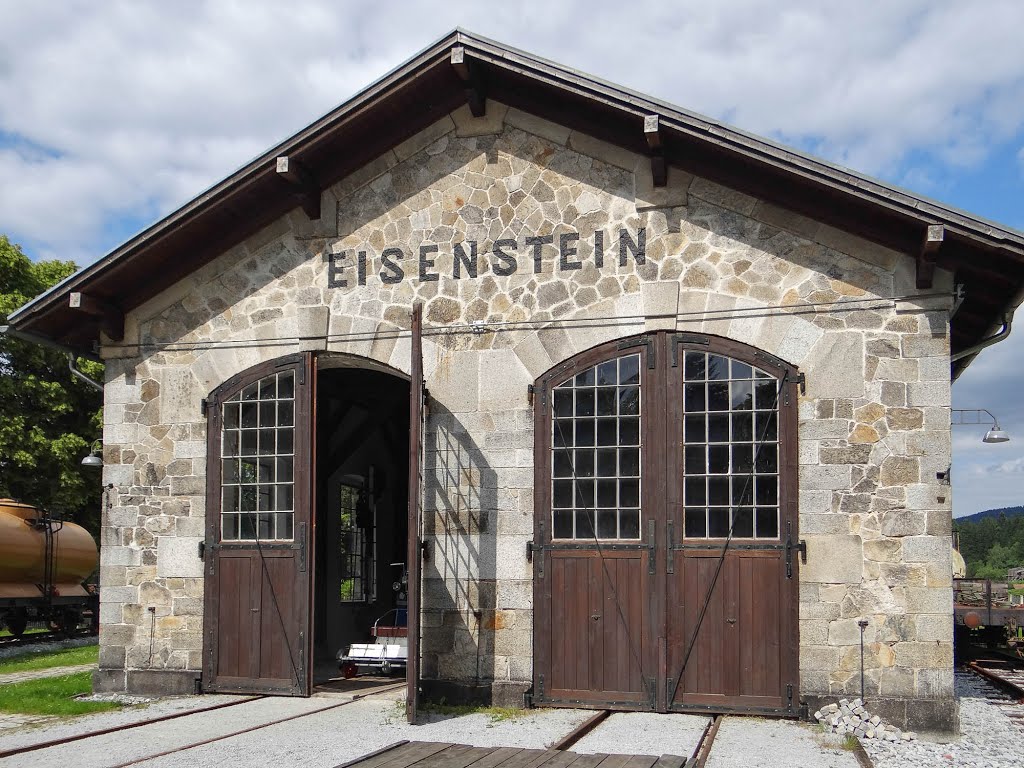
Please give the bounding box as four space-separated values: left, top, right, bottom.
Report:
840 734 859 751
0 644 98 674
0 671 121 717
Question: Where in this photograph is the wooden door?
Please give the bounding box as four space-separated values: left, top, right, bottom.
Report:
406 303 424 722
534 334 800 715
203 353 314 695
663 338 799 715
533 339 657 709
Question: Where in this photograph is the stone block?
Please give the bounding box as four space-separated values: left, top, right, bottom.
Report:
393 115 456 161
430 350 480 413
800 419 850 440
641 281 679 330
804 333 865 399
801 535 863 584
880 510 926 537
907 382 950 407
478 349 530 413
505 107 571 145
901 536 952 563
567 130 638 171
101 546 142 567
800 465 852 490
157 537 204 577
451 101 509 137
901 587 953 614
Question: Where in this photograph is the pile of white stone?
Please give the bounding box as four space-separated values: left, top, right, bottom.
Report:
813 698 917 742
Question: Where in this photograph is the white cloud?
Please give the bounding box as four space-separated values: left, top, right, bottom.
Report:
1 1 1024 265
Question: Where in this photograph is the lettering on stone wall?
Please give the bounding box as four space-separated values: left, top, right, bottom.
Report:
325 228 645 288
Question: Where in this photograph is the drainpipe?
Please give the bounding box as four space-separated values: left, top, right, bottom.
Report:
0 324 104 390
950 312 1013 363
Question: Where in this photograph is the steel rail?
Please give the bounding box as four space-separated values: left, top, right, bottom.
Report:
549 710 611 751
685 714 722 768
104 682 407 768
0 695 263 758
968 661 1024 703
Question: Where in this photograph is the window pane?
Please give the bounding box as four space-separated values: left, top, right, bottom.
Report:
575 419 595 447
222 513 239 540
731 380 752 410
708 477 729 505
619 387 640 415
685 477 706 505
553 420 572 447
553 509 574 538
596 449 617 477
708 414 729 443
756 507 779 538
685 384 705 412
620 479 639 507
685 414 705 443
241 402 258 428
755 477 778 505
620 509 640 539
684 352 706 381
575 368 595 386
597 360 617 386
708 445 729 474
597 388 617 416
575 449 595 477
731 361 752 380
707 355 729 380
756 444 778 473
619 355 640 385
620 448 640 476
575 482 595 509
554 389 573 417
685 508 706 538
685 446 705 474
575 510 595 539
596 418 617 445
259 376 276 400
596 509 617 538
224 403 239 429
708 509 729 537
596 479 616 507
553 450 573 477
553 480 573 508
575 389 595 417
620 417 640 445
278 371 294 399
708 382 730 411
732 507 754 538
278 401 294 427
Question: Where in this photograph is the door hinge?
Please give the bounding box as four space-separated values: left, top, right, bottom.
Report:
198 541 205 559
666 520 674 575
787 683 793 706
647 519 656 575
671 333 710 367
795 372 806 395
785 522 806 579
647 677 657 708
200 398 209 417
538 674 545 700
297 522 307 572
618 335 656 369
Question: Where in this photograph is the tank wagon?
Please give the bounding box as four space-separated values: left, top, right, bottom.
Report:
0 498 99 636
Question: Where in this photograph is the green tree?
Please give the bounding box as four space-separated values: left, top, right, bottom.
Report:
0 235 103 534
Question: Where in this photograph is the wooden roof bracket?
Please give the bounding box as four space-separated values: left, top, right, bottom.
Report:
451 46 486 117
916 224 944 289
276 156 321 220
69 292 124 341
644 115 667 187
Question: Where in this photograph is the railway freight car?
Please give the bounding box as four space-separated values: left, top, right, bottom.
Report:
0 498 98 636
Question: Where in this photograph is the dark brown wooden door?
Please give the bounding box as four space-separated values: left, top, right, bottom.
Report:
534 333 799 715
203 353 314 695
406 303 424 722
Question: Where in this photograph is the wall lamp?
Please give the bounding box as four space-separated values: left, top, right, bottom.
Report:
951 409 1010 443
81 439 103 467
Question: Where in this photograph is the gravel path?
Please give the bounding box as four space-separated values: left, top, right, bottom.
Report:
707 717 859 768
863 671 1024 768
570 712 708 757
0 636 96 661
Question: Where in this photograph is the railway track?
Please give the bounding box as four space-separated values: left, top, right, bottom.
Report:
0 628 96 652
0 682 405 765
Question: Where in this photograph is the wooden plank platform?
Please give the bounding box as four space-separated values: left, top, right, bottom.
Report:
336 742 687 768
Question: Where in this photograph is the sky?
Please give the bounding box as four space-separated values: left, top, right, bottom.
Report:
1 1 1022 517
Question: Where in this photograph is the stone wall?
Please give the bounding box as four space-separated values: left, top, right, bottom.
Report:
95 102 956 727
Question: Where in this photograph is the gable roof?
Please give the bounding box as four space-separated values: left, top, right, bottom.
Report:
8 29 1024 377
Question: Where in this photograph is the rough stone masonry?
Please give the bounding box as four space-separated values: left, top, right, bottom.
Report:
95 100 956 730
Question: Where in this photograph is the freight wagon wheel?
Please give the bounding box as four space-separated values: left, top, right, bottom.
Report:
4 613 27 638
48 610 79 636
341 662 358 679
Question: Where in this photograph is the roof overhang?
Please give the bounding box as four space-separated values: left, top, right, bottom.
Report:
9 29 1024 379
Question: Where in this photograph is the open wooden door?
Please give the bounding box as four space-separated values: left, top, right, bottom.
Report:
202 353 314 695
406 303 424 722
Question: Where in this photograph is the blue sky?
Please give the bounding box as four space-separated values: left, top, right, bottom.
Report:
1 1 1022 516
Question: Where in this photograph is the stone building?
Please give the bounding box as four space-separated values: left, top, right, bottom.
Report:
8 32 1024 732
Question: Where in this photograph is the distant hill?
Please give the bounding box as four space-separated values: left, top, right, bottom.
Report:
956 506 1024 524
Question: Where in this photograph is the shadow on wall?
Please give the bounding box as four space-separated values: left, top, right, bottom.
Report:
420 398 500 699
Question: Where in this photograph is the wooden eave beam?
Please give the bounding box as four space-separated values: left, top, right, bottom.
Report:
644 115 666 187
68 292 124 341
276 156 321 220
916 224 944 289
450 46 486 117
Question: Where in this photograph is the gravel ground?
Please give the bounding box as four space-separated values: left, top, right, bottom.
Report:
863 671 1024 768
134 691 591 768
0 693 247 752
707 717 859 768
570 712 708 757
